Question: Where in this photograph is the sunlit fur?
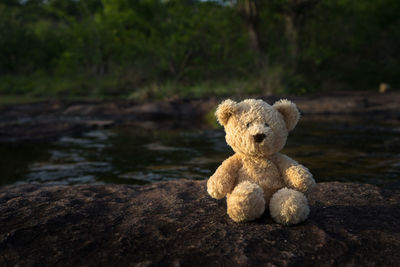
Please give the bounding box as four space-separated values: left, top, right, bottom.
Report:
227 181 265 222
269 187 310 225
207 99 315 225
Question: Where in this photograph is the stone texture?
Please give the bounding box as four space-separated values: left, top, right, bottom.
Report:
1 180 400 266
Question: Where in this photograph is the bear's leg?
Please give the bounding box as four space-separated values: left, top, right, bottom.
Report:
269 187 310 225
227 181 265 222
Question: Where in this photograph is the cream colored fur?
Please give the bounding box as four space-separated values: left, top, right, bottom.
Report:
207 99 315 225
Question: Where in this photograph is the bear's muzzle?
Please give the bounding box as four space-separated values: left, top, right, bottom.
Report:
253 133 266 143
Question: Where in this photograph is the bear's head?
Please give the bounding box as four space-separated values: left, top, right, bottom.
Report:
215 99 300 157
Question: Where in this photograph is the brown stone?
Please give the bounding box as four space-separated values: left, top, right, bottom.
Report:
0 180 399 266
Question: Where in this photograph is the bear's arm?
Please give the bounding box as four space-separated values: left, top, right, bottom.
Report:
271 153 316 193
207 154 242 199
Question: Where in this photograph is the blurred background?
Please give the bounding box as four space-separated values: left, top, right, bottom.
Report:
0 0 399 187
1 0 399 100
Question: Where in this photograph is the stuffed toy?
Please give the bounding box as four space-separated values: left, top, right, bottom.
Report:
207 99 315 225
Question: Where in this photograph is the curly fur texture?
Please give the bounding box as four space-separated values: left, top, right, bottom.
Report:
207 99 315 225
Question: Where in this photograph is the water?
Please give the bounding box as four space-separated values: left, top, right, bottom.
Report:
0 117 399 186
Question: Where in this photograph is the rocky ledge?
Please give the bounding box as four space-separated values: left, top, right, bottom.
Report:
1 180 399 266
1 91 400 142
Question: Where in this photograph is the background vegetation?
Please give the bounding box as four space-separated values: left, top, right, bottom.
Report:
1 0 399 100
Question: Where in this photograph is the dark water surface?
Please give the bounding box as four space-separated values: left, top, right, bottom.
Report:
1 117 399 186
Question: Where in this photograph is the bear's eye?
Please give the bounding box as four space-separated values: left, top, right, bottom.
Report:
265 123 269 127
246 122 251 128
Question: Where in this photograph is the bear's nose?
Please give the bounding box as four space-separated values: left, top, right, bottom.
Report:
253 133 266 143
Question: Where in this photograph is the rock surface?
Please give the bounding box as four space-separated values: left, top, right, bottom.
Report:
1 180 400 266
1 91 400 142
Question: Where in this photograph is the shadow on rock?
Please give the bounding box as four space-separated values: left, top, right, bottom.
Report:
0 180 400 266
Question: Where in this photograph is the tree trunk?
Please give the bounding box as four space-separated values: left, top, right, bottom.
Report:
241 0 261 53
283 0 321 69
284 13 299 61
284 12 300 72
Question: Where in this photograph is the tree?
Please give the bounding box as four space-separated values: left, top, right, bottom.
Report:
236 0 262 53
280 0 320 63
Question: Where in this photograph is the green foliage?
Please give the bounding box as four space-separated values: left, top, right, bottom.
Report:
0 0 399 99
301 0 400 90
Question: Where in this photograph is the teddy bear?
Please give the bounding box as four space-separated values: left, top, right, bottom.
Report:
207 99 315 225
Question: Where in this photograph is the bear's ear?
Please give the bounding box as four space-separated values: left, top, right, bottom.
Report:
215 99 238 126
273 99 300 131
